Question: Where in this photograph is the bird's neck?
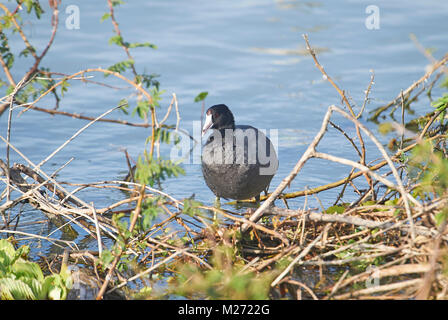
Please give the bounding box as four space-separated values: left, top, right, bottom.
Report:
217 124 235 136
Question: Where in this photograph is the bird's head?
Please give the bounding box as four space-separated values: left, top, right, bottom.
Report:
202 104 235 136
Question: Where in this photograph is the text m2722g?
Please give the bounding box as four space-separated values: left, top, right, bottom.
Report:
222 304 270 315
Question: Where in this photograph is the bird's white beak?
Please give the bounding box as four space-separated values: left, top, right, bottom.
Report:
202 113 213 136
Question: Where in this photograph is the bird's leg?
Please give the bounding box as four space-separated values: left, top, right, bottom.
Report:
264 187 269 197
214 196 221 208
255 194 260 207
213 197 221 221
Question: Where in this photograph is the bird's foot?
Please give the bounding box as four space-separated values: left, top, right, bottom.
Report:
255 194 261 207
213 197 221 221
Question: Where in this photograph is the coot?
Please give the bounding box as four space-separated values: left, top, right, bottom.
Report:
201 104 278 201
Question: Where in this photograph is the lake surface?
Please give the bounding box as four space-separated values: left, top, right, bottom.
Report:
1 0 448 256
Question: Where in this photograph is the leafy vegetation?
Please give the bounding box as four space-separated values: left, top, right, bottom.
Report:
171 246 275 300
1 0 448 301
0 239 72 300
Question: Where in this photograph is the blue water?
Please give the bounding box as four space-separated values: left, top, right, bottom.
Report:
1 0 448 255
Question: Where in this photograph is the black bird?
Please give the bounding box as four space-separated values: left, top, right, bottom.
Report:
201 104 278 202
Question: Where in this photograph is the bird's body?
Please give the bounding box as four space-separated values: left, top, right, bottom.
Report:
201 104 278 200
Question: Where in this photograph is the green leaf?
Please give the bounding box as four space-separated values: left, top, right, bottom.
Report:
194 91 208 103
362 200 377 206
132 100 150 119
325 205 345 214
23 0 44 19
23 278 45 299
5 85 15 96
149 87 165 108
378 122 394 135
107 59 134 74
60 80 70 97
441 76 448 89
0 278 36 300
12 261 44 282
0 239 16 262
0 239 71 300
0 15 13 29
384 199 398 206
128 42 157 49
48 286 62 300
100 13 111 22
431 94 448 125
42 275 67 300
99 249 114 268
140 199 161 231
136 73 160 90
134 286 152 299
108 35 124 46
135 156 185 187
435 209 448 227
111 0 125 7
118 98 129 114
183 198 203 217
